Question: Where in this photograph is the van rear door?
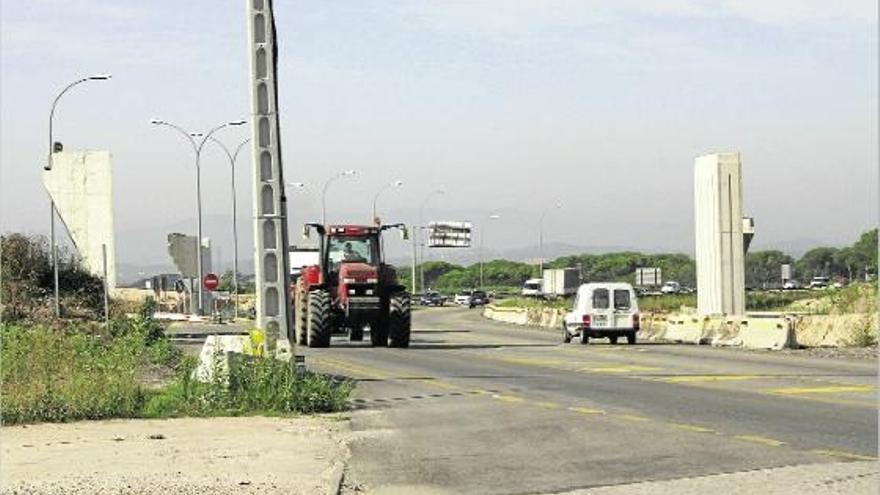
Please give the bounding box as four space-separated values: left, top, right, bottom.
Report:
589 287 613 328
612 288 634 329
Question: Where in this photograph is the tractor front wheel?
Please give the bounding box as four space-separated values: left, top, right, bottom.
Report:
307 290 331 348
388 294 412 348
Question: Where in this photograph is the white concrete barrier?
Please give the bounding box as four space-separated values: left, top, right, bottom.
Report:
194 334 292 383
483 304 801 350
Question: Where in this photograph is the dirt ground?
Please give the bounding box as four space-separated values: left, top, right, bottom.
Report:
1 416 349 495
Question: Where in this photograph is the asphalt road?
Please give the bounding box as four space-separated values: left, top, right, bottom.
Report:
300 306 878 494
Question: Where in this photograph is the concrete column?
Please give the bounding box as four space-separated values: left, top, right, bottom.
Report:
694 152 749 316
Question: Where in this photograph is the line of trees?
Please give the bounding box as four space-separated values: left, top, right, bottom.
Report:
398 229 877 293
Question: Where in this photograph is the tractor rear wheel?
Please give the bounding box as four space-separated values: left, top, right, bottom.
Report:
388 294 411 348
293 286 308 345
307 290 331 348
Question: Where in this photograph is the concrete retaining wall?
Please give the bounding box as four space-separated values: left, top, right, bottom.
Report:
483 305 801 350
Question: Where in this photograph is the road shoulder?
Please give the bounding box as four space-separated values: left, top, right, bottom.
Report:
557 460 879 495
1 415 351 495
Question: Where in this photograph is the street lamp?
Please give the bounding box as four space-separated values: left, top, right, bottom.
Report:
151 118 247 315
372 180 404 225
320 170 356 225
538 201 563 277
206 136 250 320
46 74 112 317
415 189 445 293
480 214 501 289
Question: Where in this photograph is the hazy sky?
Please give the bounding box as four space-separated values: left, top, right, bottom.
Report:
1 1 877 267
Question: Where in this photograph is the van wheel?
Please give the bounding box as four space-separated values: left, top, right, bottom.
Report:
608 336 618 345
563 327 571 343
580 332 589 345
626 332 637 345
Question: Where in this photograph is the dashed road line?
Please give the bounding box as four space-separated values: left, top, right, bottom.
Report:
734 435 786 447
657 375 761 383
568 406 605 415
767 385 876 395
668 423 715 433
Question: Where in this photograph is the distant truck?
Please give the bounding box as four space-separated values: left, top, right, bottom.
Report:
289 246 320 280
541 268 579 298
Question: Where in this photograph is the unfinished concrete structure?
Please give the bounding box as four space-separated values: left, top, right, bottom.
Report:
42 150 117 288
694 152 754 316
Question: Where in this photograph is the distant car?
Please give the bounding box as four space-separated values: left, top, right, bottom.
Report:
420 291 446 306
454 291 474 306
660 281 681 294
563 283 639 345
832 280 846 289
783 280 801 290
468 290 490 308
809 276 830 290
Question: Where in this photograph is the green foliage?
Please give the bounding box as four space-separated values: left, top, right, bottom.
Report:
637 294 696 312
142 355 352 418
1 301 350 425
746 250 795 288
846 314 878 348
218 270 255 294
550 252 695 286
1 322 150 425
1 233 104 322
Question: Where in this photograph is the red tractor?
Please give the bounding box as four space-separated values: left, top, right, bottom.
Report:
292 223 412 348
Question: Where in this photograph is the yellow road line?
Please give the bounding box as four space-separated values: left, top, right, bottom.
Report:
767 385 876 395
658 375 761 383
534 401 562 409
568 406 605 415
583 365 663 373
668 423 715 433
812 449 878 461
616 414 652 422
494 394 525 404
734 435 785 447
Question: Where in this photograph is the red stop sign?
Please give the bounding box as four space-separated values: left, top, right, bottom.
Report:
203 273 219 291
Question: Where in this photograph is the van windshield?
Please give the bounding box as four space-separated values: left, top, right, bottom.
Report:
614 289 631 310
592 289 609 309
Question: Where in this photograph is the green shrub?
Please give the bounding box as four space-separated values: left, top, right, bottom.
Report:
143 355 352 418
0 324 148 424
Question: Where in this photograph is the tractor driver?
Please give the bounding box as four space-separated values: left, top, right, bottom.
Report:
342 242 365 262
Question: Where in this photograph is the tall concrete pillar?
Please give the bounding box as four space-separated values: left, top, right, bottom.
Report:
247 0 292 350
694 152 754 316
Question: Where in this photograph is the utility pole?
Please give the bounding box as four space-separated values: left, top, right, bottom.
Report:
247 0 293 350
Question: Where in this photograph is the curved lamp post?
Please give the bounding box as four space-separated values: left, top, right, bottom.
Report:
372 180 404 225
151 118 246 315
206 136 250 319
320 170 356 225
46 74 112 317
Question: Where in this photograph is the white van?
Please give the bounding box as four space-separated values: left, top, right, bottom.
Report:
563 283 640 345
522 278 543 297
